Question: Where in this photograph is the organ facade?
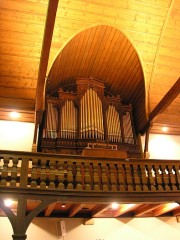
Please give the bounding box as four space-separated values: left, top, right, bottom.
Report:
41 77 142 158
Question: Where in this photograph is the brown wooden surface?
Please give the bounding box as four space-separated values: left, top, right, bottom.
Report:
0 150 180 218
0 0 180 135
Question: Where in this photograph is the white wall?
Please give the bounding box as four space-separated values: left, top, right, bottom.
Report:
141 134 180 160
0 217 180 240
0 120 34 152
0 120 179 160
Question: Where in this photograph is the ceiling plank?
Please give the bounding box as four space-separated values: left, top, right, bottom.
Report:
44 202 57 217
68 204 83 217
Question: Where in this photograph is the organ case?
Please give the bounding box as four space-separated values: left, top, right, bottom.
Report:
41 77 141 158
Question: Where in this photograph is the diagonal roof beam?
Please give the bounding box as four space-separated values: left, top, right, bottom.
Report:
33 0 59 145
149 77 180 121
140 77 180 134
45 202 57 217
35 0 59 113
134 204 160 217
68 204 83 217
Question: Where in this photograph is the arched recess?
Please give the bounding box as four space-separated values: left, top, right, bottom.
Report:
46 25 147 133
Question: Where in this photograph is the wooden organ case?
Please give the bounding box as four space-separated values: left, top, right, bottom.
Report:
41 77 142 158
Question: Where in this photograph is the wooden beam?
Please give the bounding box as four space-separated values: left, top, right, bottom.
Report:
33 0 59 144
140 77 180 134
68 204 83 217
149 77 180 121
134 204 160 217
172 206 180 216
44 202 57 217
113 204 137 217
35 0 59 112
91 204 109 217
153 203 180 217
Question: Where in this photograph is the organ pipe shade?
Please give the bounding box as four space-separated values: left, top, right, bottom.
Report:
123 112 134 144
45 101 58 138
106 105 121 142
80 88 104 139
61 100 77 139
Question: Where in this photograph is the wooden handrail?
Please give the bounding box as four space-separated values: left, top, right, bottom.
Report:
0 150 179 193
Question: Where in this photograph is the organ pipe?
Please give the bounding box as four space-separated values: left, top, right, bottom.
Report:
45 101 58 138
60 100 77 139
44 78 135 146
80 88 104 140
106 105 121 143
123 111 134 144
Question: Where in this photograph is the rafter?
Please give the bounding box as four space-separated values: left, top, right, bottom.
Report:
140 77 180 134
44 202 57 217
172 206 180 216
134 204 160 217
91 204 109 217
113 204 137 217
149 77 180 121
33 0 59 144
68 204 83 217
153 203 180 217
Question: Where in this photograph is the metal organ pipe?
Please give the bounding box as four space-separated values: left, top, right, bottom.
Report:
46 101 58 138
123 111 134 144
60 100 77 139
106 105 121 143
80 88 104 140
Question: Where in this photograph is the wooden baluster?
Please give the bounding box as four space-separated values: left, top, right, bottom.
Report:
125 164 134 191
168 165 178 190
47 160 55 189
117 163 126 191
139 164 149 191
174 164 180 189
154 165 163 191
161 165 170 190
84 162 91 190
30 159 38 188
109 163 117 191
40 159 47 189
67 161 73 189
133 164 141 191
92 163 101 191
1 157 10 186
101 163 109 191
75 162 83 190
10 157 19 187
57 161 65 189
146 165 156 191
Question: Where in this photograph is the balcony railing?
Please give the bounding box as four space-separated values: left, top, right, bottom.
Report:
0 150 179 194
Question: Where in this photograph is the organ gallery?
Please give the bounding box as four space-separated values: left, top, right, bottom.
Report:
41 77 141 158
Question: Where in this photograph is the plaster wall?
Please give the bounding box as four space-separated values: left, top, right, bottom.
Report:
0 217 180 240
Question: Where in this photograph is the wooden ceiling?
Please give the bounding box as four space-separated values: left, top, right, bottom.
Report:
1 200 180 219
0 0 180 135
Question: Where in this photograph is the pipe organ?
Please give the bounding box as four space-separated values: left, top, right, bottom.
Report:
41 77 141 158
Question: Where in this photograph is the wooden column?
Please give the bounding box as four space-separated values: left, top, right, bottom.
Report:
0 197 54 240
144 126 150 159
